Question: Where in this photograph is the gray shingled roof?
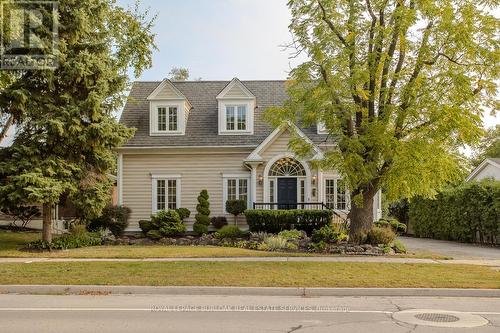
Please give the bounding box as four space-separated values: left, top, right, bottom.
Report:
119 80 328 147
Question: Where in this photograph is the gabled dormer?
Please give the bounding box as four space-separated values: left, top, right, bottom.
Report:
216 78 256 135
147 79 192 136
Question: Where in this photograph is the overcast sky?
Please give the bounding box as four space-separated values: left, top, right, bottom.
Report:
115 0 498 128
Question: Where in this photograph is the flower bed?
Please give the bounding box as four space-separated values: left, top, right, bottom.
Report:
105 232 405 256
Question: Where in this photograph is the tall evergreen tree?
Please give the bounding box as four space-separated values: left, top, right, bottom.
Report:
267 0 499 242
0 0 156 242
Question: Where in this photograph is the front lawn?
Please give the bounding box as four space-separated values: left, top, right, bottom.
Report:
0 261 498 288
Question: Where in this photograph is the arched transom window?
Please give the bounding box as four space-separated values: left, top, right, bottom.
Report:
269 157 306 177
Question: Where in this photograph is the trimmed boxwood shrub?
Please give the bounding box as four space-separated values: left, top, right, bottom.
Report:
193 223 208 236
195 190 211 225
87 205 131 236
244 209 333 235
409 179 500 244
211 216 228 230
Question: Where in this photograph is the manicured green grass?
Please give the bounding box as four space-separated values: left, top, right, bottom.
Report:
0 261 498 288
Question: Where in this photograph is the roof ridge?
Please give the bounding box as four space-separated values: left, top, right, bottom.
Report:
133 79 288 83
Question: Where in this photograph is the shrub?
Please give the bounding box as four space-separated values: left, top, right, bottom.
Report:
215 225 247 239
139 220 153 234
176 208 191 221
258 235 297 251
151 209 186 237
410 179 500 244
146 229 162 240
211 216 228 230
192 223 208 236
366 226 396 245
27 232 102 250
392 240 407 254
225 199 247 225
278 229 304 240
87 205 131 237
244 209 332 235
195 190 211 225
311 225 347 244
375 218 407 235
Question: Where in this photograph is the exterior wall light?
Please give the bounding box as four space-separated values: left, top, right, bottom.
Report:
312 174 317 185
258 174 263 185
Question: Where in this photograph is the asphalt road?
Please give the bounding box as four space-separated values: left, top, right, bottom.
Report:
1 294 499 332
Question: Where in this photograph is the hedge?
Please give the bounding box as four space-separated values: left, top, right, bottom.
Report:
409 179 499 244
244 209 333 235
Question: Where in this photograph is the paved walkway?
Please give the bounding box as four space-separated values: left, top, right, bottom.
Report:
1 256 499 267
400 237 500 260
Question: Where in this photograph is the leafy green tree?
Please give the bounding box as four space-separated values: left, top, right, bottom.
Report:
168 67 190 81
225 199 246 225
267 0 498 242
471 125 500 167
0 0 156 242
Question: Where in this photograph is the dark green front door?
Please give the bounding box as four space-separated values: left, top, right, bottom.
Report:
277 178 297 209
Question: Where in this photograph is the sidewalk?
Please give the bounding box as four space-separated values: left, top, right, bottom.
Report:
1 256 499 267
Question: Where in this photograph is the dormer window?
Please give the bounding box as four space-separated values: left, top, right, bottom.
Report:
157 106 178 132
226 105 247 131
152 104 182 134
217 78 256 135
147 79 192 136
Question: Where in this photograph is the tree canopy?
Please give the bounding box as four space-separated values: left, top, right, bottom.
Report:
267 0 499 240
168 67 190 81
471 125 500 167
0 0 156 241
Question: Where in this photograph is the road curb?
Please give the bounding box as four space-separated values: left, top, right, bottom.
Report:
1 285 499 297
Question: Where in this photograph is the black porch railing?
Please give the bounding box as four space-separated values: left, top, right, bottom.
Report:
253 202 326 210
252 202 350 229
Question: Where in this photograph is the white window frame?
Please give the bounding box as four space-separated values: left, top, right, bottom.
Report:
150 100 185 136
222 173 251 213
218 100 254 135
323 177 350 211
151 174 181 214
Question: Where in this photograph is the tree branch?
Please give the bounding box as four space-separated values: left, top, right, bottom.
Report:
317 0 348 47
395 20 434 138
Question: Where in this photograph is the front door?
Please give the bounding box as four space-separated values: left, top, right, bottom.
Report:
277 178 297 209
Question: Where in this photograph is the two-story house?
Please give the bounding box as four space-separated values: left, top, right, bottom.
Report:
118 78 382 230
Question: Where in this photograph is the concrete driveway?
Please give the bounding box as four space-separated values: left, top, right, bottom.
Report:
400 237 500 260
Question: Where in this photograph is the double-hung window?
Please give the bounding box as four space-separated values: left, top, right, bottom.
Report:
224 176 249 211
152 176 180 213
157 106 178 132
325 178 349 210
225 105 247 131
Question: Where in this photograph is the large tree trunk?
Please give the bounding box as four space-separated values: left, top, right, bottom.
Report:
42 203 53 243
348 188 376 244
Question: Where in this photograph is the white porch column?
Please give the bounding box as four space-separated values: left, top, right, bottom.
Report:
250 165 257 207
117 153 123 206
